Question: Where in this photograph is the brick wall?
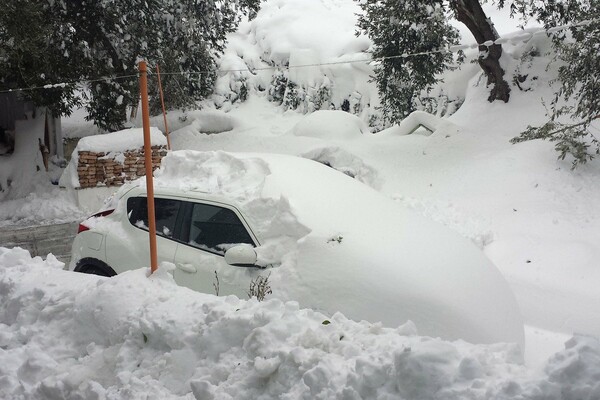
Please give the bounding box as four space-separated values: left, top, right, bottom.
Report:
77 146 167 189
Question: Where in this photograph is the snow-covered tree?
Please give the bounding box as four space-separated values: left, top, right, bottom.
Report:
510 0 600 167
356 1 460 125
0 0 260 131
449 0 511 103
0 0 82 116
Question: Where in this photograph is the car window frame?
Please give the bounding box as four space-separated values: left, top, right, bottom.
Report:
178 199 259 257
126 196 186 241
125 193 259 257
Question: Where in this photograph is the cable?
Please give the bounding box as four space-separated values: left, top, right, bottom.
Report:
0 74 139 94
0 18 595 94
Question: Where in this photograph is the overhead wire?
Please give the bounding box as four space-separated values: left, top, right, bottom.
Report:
0 18 595 95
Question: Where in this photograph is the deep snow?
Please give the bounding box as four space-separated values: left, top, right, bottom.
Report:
81 150 524 346
2 247 600 400
0 0 599 397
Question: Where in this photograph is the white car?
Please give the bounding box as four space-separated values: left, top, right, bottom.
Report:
71 150 524 347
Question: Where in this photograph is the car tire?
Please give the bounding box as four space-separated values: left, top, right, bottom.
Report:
75 258 117 277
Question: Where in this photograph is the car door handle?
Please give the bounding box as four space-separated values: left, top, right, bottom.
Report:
176 263 197 273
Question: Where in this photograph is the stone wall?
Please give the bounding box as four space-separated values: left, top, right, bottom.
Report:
77 146 167 189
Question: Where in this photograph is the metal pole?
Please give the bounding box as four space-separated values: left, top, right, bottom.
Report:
156 64 171 150
139 61 159 273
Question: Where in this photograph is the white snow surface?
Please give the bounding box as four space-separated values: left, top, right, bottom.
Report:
74 127 166 153
0 110 86 225
381 110 461 137
2 247 600 400
134 150 524 347
1 0 599 395
0 180 84 227
293 110 370 139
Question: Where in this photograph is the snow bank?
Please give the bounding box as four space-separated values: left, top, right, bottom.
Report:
1 247 599 399
0 181 84 227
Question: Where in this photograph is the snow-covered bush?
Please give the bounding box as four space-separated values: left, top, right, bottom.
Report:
268 70 288 105
0 0 260 130
356 0 460 124
505 0 600 167
213 0 379 122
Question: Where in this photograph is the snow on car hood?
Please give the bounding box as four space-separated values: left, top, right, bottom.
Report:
146 150 524 347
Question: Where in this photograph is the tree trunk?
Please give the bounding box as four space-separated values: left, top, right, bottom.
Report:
450 0 511 102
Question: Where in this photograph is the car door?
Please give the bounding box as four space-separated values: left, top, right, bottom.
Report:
172 200 261 298
106 196 182 273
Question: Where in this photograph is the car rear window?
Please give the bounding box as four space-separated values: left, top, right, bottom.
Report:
127 197 181 239
188 202 254 255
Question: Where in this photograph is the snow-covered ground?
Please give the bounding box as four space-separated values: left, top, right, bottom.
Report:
167 91 600 364
1 0 599 397
2 247 600 399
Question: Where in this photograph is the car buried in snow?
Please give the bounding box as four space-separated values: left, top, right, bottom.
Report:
70 150 524 347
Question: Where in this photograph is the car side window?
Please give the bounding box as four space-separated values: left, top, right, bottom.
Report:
188 202 254 255
127 197 181 239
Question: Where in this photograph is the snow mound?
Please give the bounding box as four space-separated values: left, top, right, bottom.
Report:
142 150 523 347
249 0 364 65
302 146 381 189
152 150 310 266
182 109 236 134
154 150 268 200
293 110 369 140
382 110 461 136
75 127 166 153
1 247 600 399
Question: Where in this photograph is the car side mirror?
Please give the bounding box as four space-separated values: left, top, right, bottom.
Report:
224 245 258 267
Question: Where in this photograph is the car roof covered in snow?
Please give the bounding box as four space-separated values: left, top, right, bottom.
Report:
122 150 524 347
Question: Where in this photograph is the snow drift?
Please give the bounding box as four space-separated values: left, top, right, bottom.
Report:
104 150 525 347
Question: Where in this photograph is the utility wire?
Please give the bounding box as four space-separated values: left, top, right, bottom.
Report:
0 18 595 95
0 74 139 94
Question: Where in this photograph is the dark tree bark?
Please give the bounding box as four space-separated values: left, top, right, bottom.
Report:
450 0 511 103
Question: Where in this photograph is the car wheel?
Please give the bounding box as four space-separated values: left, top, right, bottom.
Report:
75 258 117 277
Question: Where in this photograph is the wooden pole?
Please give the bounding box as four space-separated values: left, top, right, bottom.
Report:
139 60 159 274
156 64 171 150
